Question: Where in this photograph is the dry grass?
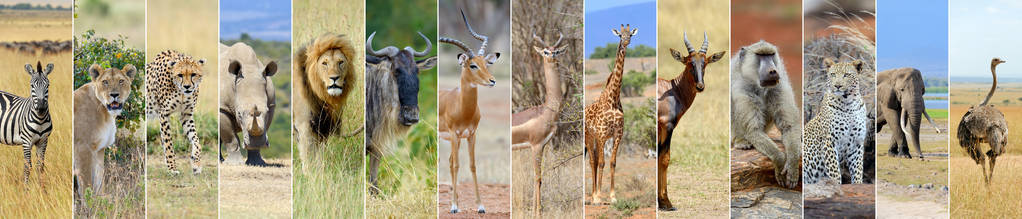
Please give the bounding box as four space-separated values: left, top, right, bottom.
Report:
72 0 145 48
74 134 146 218
292 0 366 217
220 159 292 218
657 0 729 217
145 0 219 217
0 11 72 218
950 83 1022 217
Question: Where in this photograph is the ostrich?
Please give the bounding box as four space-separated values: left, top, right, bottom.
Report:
958 57 1008 184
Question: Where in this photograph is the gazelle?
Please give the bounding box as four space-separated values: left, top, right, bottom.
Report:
655 32 724 211
438 10 500 214
511 33 568 218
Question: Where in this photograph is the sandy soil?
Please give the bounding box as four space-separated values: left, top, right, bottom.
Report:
584 156 656 218
219 159 293 218
877 195 948 219
438 183 511 218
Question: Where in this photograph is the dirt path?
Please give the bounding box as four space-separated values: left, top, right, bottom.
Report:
877 195 948 219
219 159 292 218
584 156 656 218
438 183 510 218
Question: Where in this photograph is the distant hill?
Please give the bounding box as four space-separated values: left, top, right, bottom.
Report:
950 76 1022 83
584 1 656 57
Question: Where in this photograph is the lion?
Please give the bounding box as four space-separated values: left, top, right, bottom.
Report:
73 64 136 197
293 33 362 163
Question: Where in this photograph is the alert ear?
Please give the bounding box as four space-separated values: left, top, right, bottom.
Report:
708 51 726 63
263 61 277 77
122 64 137 78
852 60 864 72
457 53 469 66
485 53 500 65
612 29 620 37
24 64 34 76
417 56 438 71
88 64 103 79
669 48 684 62
533 46 544 54
44 63 53 75
228 60 243 78
824 58 836 69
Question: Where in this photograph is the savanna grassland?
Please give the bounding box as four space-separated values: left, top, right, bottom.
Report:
511 0 585 218
366 0 439 217
72 0 145 48
145 0 219 217
656 0 730 218
950 82 1022 217
292 0 366 218
0 10 72 218
876 107 949 217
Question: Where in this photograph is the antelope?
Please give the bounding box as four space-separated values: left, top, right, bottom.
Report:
438 10 500 214
655 32 724 211
511 32 568 218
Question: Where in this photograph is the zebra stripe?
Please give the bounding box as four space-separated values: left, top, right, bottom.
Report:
0 90 51 147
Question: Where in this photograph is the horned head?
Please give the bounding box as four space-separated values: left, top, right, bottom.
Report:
612 24 637 45
367 31 438 126
439 10 500 88
533 32 568 59
671 32 725 92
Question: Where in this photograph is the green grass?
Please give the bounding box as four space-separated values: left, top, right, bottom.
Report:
926 109 948 120
876 156 948 187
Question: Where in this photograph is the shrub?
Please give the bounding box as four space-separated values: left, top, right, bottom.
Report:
589 43 657 59
623 98 655 153
621 70 654 97
73 29 146 134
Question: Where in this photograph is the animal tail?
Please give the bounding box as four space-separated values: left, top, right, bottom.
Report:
341 124 365 138
981 61 999 106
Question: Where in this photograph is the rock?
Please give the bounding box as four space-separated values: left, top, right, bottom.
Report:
731 187 802 218
731 144 801 191
908 184 918 189
923 183 934 190
804 178 843 199
804 184 876 218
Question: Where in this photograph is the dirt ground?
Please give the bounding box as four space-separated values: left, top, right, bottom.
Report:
219 159 293 218
876 180 948 219
584 156 656 218
439 183 511 218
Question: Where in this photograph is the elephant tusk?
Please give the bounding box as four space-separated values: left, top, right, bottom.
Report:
922 110 941 133
900 109 912 140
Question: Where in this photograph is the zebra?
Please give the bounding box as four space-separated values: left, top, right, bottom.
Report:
2 61 53 185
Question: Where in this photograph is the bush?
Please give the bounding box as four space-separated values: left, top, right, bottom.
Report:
621 70 654 97
589 43 657 59
74 29 146 134
623 98 655 152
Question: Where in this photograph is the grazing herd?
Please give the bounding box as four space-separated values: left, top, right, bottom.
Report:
0 40 72 56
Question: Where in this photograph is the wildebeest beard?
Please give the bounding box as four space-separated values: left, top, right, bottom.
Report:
383 51 423 126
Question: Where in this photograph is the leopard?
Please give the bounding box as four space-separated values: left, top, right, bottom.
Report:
145 50 207 175
803 58 868 185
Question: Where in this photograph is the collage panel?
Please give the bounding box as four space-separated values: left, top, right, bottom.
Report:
72 0 145 217
291 0 366 217
729 0 803 217
218 0 293 217
510 0 584 218
656 0 729 217
583 0 657 217
364 0 439 217
436 0 512 217
802 0 876 217
950 0 1022 217
145 0 218 217
0 1 72 217
875 0 950 217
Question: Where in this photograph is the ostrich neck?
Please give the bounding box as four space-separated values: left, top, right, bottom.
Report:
541 60 563 117
601 40 629 105
982 63 999 105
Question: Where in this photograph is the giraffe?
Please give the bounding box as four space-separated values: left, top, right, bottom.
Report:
585 24 636 205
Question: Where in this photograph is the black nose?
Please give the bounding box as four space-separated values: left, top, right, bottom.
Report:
768 70 778 76
110 93 119 98
330 76 340 81
183 85 191 89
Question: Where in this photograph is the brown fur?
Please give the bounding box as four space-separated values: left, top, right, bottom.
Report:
293 33 359 163
73 64 136 197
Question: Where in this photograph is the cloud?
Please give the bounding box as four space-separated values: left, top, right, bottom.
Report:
986 6 1000 13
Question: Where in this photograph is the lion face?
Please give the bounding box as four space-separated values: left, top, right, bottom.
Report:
304 34 356 105
88 64 136 115
313 49 352 97
170 59 205 96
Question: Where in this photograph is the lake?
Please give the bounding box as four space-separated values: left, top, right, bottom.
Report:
924 93 948 109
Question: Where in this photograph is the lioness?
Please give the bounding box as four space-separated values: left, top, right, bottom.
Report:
73 64 136 196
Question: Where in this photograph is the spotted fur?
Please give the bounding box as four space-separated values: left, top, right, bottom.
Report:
803 59 867 184
146 50 206 175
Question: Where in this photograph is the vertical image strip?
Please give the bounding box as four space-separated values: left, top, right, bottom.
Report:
582 0 658 217
729 0 805 217
510 0 584 218
875 0 950 217
0 0 72 217
437 0 512 217
949 0 1022 217
218 0 293 217
292 0 366 217
364 0 439 217
656 0 730 217
802 0 876 217
73 0 145 217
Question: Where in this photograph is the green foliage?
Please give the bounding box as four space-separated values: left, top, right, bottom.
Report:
585 70 598 75
622 70 655 97
589 43 656 59
623 98 656 151
73 29 146 134
611 197 641 216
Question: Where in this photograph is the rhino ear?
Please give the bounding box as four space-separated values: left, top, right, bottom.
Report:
264 61 277 77
88 64 103 79
228 61 242 78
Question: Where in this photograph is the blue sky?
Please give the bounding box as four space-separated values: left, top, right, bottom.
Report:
878 0 948 79
220 0 291 42
584 0 656 57
950 0 1022 78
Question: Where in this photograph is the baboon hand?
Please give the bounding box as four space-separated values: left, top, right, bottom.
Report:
781 157 800 189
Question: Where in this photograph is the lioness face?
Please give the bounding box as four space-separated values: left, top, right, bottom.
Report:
171 59 205 96
88 64 136 115
314 49 351 97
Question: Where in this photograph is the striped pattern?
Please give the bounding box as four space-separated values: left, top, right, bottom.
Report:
1 67 52 184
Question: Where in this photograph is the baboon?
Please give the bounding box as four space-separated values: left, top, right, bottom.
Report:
958 57 1009 185
730 41 802 188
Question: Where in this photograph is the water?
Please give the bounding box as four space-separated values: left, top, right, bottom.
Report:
924 93 948 109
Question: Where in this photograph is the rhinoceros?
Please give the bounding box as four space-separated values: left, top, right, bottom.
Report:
219 42 277 166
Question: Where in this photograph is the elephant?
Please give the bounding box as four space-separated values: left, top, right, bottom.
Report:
876 67 941 158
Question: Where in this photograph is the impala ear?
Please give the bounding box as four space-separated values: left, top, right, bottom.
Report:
457 53 469 66
485 53 500 65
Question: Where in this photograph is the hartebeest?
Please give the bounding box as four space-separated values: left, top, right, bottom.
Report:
438 10 500 214
655 32 725 211
511 32 568 218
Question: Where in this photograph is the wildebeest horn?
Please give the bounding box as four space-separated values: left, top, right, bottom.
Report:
366 32 399 57
439 37 473 58
408 32 432 57
700 32 709 53
683 32 695 54
461 10 487 56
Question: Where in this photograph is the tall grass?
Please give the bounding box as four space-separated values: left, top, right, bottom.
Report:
292 0 366 217
145 0 218 217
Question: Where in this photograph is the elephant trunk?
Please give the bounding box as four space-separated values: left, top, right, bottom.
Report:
900 96 924 158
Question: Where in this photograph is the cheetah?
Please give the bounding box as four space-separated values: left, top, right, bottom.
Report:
146 50 207 175
803 58 868 184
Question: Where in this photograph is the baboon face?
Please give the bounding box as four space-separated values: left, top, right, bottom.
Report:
671 48 725 92
824 58 864 98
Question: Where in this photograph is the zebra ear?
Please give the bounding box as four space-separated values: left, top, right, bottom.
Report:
44 63 53 75
88 64 103 79
25 64 34 75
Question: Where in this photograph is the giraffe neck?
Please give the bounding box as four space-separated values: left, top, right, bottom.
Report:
601 40 629 105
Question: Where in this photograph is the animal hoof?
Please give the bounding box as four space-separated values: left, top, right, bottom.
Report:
659 206 677 211
477 205 486 213
169 170 180 175
450 208 459 214
193 167 202 175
